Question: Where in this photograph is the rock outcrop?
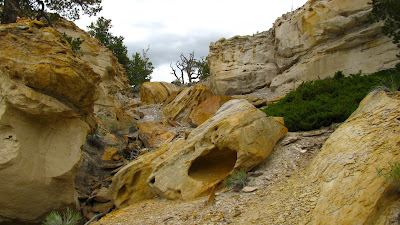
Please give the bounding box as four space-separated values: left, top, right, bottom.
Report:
305 91 400 224
140 82 178 104
0 20 99 224
188 95 232 126
55 19 130 111
208 0 400 95
163 85 213 124
110 99 287 207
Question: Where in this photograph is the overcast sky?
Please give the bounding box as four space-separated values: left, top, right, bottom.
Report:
75 0 309 82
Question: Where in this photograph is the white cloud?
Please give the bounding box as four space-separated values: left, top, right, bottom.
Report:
75 0 309 82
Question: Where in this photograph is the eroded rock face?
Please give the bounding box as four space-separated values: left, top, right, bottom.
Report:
110 99 287 207
163 85 213 124
188 95 232 126
55 19 130 111
0 20 99 224
305 91 400 224
208 0 400 95
140 82 178 104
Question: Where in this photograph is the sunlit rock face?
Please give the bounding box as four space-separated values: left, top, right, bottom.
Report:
55 19 130 111
0 19 99 224
208 0 400 95
110 99 288 208
305 91 400 224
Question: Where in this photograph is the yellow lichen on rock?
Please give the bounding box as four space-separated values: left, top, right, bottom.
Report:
0 19 99 224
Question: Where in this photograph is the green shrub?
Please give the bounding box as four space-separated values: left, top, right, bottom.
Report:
377 161 400 192
42 208 81 225
61 33 84 54
224 169 247 191
262 69 400 131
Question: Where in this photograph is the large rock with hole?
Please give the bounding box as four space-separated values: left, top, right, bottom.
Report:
110 99 287 207
140 82 178 104
0 20 99 224
208 0 400 95
304 91 400 224
110 141 186 208
55 19 130 111
163 85 213 123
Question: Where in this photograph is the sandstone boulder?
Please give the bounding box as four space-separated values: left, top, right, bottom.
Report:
208 0 400 95
110 99 287 207
0 20 99 224
150 99 287 200
163 85 213 123
140 82 178 104
137 122 177 148
110 141 185 208
304 91 400 224
188 95 232 126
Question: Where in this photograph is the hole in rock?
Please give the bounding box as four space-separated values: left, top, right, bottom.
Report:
131 171 141 188
188 147 237 182
150 177 156 184
117 185 127 198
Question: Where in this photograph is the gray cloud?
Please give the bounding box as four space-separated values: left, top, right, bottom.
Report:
125 30 233 67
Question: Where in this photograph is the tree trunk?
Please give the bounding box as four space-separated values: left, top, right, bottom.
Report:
1 0 19 24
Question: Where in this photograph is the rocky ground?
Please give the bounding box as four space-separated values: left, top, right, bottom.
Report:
91 123 341 224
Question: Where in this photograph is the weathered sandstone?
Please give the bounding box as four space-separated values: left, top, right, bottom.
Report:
55 19 130 111
163 85 213 124
0 20 99 224
150 99 287 200
188 95 232 127
208 0 400 95
110 99 287 207
305 91 400 224
137 122 176 148
140 82 178 104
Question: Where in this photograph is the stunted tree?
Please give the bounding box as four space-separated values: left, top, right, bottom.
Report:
126 47 154 86
170 52 209 84
0 0 102 24
87 17 129 66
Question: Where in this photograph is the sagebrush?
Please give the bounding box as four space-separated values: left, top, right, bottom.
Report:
224 169 247 191
263 69 400 131
42 208 81 225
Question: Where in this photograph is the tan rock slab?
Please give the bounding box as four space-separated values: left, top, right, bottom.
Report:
140 82 178 104
189 95 232 126
163 85 213 123
137 122 176 148
305 91 400 224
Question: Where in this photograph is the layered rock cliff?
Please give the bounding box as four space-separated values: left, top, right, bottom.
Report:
55 19 130 111
208 0 400 95
0 20 100 224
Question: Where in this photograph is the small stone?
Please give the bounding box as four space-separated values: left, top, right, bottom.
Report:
92 201 114 213
242 186 259 193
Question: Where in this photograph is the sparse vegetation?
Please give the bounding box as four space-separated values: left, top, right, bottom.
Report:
224 169 247 191
377 161 400 192
61 33 84 54
42 208 81 225
87 17 154 86
170 52 210 84
262 69 400 131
